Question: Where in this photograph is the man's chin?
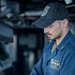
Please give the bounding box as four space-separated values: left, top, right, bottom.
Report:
48 37 54 40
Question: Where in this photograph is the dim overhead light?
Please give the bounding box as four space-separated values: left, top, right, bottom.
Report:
64 0 73 4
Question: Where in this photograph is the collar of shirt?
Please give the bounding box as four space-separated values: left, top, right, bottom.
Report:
44 31 74 64
56 31 73 51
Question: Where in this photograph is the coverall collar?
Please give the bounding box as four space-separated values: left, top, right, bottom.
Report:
45 31 73 64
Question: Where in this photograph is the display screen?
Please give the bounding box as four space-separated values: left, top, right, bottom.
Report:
19 34 37 48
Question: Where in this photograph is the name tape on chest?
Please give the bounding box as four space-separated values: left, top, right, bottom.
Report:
50 59 60 70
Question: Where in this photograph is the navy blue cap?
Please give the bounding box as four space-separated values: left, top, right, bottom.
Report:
32 2 70 28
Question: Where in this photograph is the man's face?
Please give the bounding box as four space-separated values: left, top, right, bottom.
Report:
44 21 63 40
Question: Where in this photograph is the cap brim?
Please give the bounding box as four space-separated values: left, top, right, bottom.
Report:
32 17 56 29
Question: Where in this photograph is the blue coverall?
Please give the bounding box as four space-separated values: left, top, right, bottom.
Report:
30 31 75 75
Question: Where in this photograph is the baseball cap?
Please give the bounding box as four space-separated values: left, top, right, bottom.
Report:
32 2 70 28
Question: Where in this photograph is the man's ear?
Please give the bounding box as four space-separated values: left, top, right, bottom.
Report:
61 19 68 27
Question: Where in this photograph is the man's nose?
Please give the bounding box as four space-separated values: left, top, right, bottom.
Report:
44 28 49 34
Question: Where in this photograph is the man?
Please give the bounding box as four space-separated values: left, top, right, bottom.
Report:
30 2 75 75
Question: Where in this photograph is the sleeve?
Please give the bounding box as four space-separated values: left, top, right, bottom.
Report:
29 52 44 75
60 51 75 75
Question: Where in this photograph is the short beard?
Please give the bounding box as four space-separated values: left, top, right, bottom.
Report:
54 30 63 40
